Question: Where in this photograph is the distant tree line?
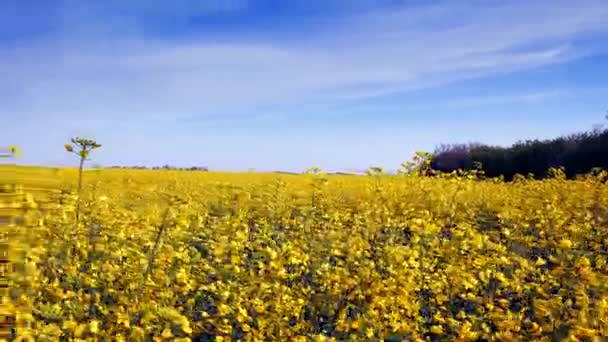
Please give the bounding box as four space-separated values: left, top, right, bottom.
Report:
108 165 208 171
432 127 608 180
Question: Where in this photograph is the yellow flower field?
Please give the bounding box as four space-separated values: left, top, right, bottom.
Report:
4 166 608 341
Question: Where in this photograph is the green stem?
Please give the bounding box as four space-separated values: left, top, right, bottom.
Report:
144 208 171 278
75 154 85 223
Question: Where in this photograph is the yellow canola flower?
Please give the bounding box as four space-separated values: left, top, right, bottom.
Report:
535 257 546 266
89 320 101 334
430 325 444 334
73 324 87 337
161 328 173 338
181 321 193 335
558 239 573 249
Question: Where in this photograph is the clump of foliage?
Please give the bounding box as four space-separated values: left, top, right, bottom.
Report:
304 167 323 175
399 151 435 176
0 144 22 160
432 127 608 180
365 166 385 176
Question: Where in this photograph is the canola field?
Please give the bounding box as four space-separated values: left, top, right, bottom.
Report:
4 166 608 341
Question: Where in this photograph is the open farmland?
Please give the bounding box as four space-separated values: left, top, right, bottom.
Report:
5 166 608 341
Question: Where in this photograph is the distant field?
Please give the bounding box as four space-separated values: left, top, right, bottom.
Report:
5 166 608 340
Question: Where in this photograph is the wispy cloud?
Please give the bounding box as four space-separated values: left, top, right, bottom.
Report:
438 89 566 109
2 1 608 124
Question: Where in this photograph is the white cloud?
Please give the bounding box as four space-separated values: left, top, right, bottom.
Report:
438 89 566 109
2 0 608 124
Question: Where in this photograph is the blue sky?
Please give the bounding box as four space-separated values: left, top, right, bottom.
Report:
2 0 608 172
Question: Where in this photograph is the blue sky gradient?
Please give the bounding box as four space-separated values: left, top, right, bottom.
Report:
2 0 608 172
